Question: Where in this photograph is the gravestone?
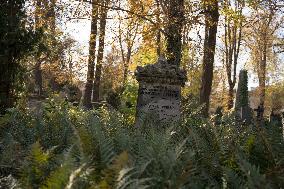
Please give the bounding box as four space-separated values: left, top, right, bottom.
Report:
254 105 264 121
135 57 186 125
270 110 282 126
235 70 252 123
214 106 223 125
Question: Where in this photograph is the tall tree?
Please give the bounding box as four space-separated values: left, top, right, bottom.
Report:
155 0 162 57
34 0 44 96
49 0 56 34
34 0 57 96
246 0 283 119
83 0 99 108
164 0 185 67
0 0 37 114
93 0 109 102
116 3 140 93
223 0 244 109
199 0 219 117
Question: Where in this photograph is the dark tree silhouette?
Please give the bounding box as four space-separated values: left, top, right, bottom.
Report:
165 0 184 67
93 0 110 102
0 0 37 114
83 0 99 109
200 0 219 117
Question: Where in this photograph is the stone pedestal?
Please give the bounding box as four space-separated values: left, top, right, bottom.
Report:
135 58 186 125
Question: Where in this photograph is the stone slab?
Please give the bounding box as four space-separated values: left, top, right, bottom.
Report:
135 58 186 125
136 82 181 123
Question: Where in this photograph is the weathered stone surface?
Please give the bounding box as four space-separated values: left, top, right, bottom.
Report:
135 58 186 86
135 57 186 124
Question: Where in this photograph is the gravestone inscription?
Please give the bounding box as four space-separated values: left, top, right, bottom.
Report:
135 58 186 124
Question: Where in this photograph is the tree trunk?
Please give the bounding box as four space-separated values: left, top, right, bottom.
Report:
0 83 11 114
224 0 243 110
118 11 138 95
83 0 98 109
199 0 219 117
49 0 56 35
255 8 274 120
259 55 267 120
34 0 43 96
0 1 22 114
122 47 131 90
0 56 13 114
93 1 108 102
228 84 234 109
34 62 43 95
165 0 184 67
33 0 57 96
157 29 161 57
156 0 161 57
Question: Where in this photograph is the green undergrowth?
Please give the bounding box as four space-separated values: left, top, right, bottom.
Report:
0 98 283 189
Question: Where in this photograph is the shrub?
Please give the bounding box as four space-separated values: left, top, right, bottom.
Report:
0 98 283 188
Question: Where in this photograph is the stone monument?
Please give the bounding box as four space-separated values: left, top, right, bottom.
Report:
135 57 186 125
235 70 252 123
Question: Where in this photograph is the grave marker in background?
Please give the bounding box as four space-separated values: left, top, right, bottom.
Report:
235 70 252 123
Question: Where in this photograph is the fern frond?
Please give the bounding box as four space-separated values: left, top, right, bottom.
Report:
236 154 272 189
116 167 152 189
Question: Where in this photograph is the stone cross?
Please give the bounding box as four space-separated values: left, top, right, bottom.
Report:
135 57 186 125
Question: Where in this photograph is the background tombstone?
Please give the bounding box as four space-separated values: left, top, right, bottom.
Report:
270 109 282 126
214 106 223 125
270 109 284 138
235 70 252 123
135 57 186 125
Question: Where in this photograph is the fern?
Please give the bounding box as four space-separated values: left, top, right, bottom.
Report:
222 167 245 189
20 142 52 188
1 98 284 188
236 154 272 189
40 148 76 189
